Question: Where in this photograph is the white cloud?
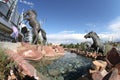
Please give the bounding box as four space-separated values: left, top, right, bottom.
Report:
47 17 120 44
47 31 92 44
108 16 120 32
86 23 96 28
109 22 120 32
59 30 75 34
99 33 119 42
102 17 120 42
47 31 120 44
19 0 34 7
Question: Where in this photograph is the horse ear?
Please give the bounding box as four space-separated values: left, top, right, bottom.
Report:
31 10 37 15
88 31 93 34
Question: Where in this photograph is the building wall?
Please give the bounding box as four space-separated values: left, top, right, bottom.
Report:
0 0 20 27
0 0 23 41
0 2 9 17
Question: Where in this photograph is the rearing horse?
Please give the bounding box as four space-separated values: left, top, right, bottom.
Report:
84 31 105 54
23 10 47 44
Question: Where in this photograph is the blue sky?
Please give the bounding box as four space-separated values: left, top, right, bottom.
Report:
18 0 120 44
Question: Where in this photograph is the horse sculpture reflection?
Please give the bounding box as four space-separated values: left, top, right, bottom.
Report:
23 10 47 44
84 31 104 54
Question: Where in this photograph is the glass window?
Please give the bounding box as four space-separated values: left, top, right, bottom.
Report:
0 2 9 16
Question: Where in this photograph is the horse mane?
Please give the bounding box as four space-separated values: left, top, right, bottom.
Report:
25 9 37 16
92 31 100 39
31 10 37 16
94 32 100 39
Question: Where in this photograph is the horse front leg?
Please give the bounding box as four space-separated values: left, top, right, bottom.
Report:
40 28 47 45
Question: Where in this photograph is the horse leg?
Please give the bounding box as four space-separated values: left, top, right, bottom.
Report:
33 28 38 44
97 47 99 53
41 29 47 45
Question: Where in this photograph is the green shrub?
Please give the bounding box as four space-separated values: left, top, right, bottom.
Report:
0 48 15 79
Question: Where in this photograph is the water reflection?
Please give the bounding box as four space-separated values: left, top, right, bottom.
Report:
37 51 92 80
48 51 92 80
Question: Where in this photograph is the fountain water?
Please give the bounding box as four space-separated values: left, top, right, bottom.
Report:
33 51 93 80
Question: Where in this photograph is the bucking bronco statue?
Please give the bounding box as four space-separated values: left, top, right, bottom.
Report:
23 9 47 45
84 31 105 54
81 41 92 51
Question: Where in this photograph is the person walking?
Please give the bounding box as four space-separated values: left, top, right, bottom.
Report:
10 26 18 42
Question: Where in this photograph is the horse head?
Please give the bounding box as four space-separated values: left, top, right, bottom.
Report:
23 11 28 19
84 31 94 39
84 31 100 39
23 10 37 20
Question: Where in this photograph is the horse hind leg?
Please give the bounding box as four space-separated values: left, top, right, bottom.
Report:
97 47 99 53
33 28 38 44
33 35 38 44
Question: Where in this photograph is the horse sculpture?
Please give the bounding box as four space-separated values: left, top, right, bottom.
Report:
23 9 47 44
81 41 92 51
84 31 105 54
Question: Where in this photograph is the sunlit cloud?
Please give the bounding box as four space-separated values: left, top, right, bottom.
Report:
19 0 34 7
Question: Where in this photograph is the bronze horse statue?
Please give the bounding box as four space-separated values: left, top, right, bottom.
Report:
84 31 105 54
81 41 92 51
23 9 47 44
